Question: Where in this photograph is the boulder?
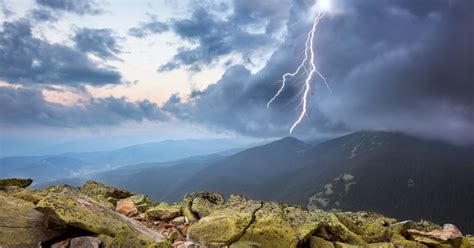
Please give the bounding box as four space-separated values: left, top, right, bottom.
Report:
407 223 463 241
51 238 70 248
146 202 181 221
187 194 262 246
116 194 152 217
116 198 139 217
0 192 61 246
171 216 186 225
181 192 224 223
70 236 101 248
0 178 33 190
234 202 324 247
310 236 335 248
9 188 46 204
34 185 168 246
333 211 396 243
79 180 133 208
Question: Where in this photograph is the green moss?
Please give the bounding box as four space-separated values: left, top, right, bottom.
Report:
0 193 60 246
334 211 396 243
187 195 262 246
127 194 152 212
0 178 33 189
310 236 335 248
145 202 181 221
9 188 44 204
237 201 298 247
79 180 133 208
319 213 367 245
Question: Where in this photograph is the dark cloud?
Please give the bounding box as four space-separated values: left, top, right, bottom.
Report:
0 86 167 127
157 0 291 71
128 15 169 38
73 28 121 60
162 0 474 143
0 20 121 86
35 0 101 15
29 8 58 22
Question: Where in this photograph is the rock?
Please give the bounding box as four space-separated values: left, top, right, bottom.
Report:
190 192 225 218
146 202 181 221
9 188 45 204
171 216 186 225
0 192 61 247
407 223 463 241
35 185 168 246
0 178 33 189
333 211 396 243
310 236 335 248
365 242 396 248
181 192 224 223
79 180 133 207
116 198 139 217
235 202 324 247
70 236 101 248
116 194 152 217
334 242 362 248
177 241 198 248
390 233 428 248
317 213 367 246
187 194 262 246
51 238 70 248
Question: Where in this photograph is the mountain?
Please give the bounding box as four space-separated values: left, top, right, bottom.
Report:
92 154 225 202
167 137 311 201
97 131 474 232
0 139 244 184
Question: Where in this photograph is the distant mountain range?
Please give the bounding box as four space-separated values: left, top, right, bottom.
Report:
0 139 244 184
4 131 473 232
88 131 474 233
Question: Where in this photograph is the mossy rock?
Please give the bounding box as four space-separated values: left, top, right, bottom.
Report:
235 202 324 247
127 194 153 212
0 192 61 246
366 242 396 248
145 202 182 221
390 233 428 248
187 194 262 246
9 188 45 204
334 211 396 243
309 236 335 248
334 242 363 248
317 213 367 245
79 180 133 208
36 185 132 236
181 192 224 223
0 178 33 190
35 185 165 246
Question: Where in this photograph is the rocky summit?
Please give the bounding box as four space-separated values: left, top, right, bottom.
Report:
0 178 473 248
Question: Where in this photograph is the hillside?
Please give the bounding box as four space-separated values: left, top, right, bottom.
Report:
91 131 474 233
0 139 243 185
157 132 474 232
1 179 472 247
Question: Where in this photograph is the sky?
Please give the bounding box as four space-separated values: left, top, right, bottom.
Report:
0 0 473 156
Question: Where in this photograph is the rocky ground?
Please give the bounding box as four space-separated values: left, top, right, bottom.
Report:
0 178 473 248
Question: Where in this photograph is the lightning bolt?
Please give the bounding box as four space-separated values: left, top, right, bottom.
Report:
267 12 329 134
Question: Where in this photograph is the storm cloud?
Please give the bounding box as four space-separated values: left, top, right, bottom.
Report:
128 15 169 38
73 28 121 60
0 20 121 86
163 0 474 143
157 0 291 71
0 86 167 127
